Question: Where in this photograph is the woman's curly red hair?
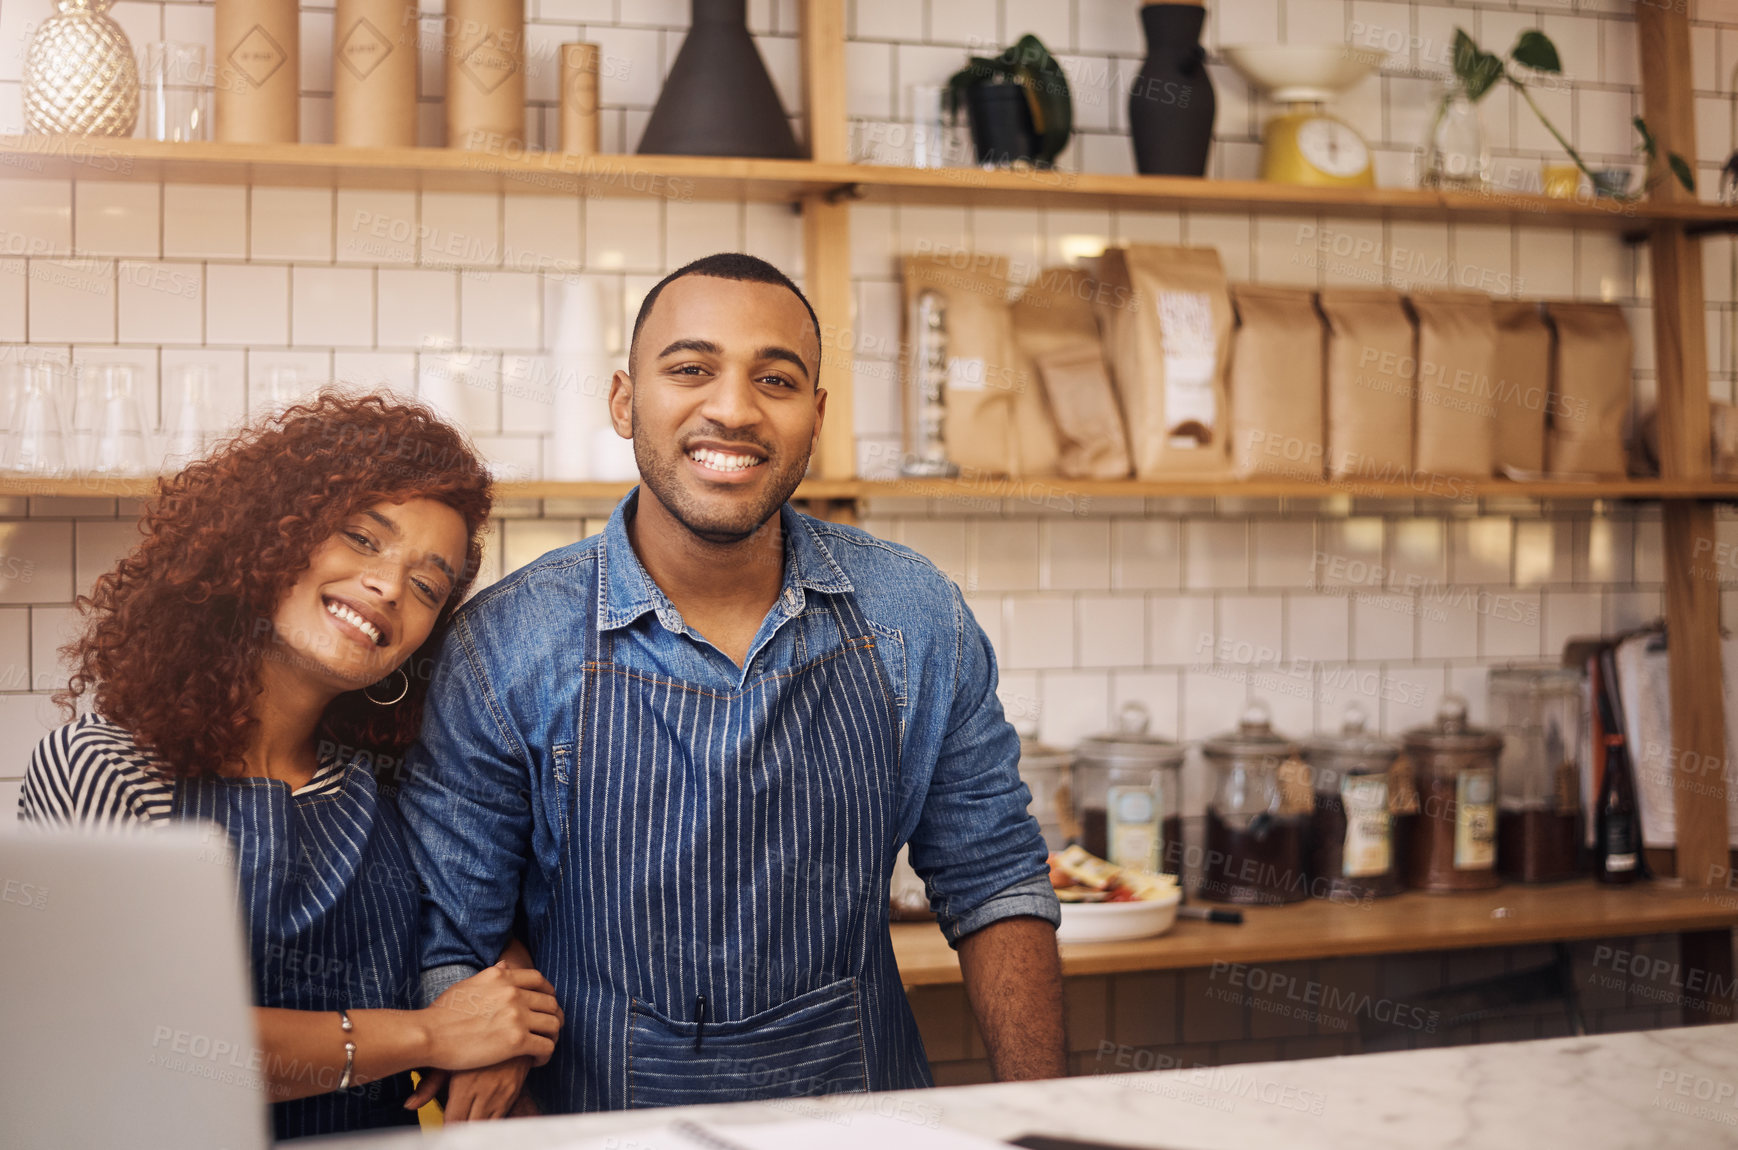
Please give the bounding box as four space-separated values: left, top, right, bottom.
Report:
58 391 493 778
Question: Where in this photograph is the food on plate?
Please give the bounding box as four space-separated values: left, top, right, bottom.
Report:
1049 845 1179 904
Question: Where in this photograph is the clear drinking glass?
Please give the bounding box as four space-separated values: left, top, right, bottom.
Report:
1420 78 1490 191
907 84 961 169
158 362 214 473
89 363 149 476
0 362 72 476
143 42 207 143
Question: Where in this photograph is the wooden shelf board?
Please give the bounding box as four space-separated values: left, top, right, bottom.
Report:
5 137 1734 232
892 880 1738 987
856 477 1738 502
0 476 861 501
6 475 1737 502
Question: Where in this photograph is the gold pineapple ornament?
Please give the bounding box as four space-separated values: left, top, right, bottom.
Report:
23 0 140 136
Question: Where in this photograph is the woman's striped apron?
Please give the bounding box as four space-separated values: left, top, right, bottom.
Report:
176 762 421 1140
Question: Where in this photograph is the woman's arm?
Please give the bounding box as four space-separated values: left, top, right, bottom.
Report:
404 938 543 1120
250 964 563 1103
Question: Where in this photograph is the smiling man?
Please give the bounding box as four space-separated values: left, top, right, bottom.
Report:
398 253 1064 1117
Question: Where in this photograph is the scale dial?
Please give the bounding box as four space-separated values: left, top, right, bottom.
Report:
1295 117 1370 179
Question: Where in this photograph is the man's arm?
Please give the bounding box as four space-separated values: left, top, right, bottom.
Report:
903 581 1065 1076
397 616 536 1009
957 915 1066 1081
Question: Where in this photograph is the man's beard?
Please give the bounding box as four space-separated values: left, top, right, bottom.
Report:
632 417 810 545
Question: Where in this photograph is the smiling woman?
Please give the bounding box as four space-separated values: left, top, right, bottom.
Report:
17 392 569 1141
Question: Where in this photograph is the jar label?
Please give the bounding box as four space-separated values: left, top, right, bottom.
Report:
1107 784 1159 873
1340 775 1391 877
1454 767 1497 870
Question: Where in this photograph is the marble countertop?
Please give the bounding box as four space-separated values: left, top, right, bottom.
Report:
317 1024 1738 1150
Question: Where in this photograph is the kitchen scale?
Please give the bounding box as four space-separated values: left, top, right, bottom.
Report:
1222 44 1386 187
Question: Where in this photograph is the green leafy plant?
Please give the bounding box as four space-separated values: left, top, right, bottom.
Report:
944 33 1072 167
1447 27 1693 197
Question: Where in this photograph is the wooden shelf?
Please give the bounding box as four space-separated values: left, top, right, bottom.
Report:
860 476 1738 503
8 475 1738 503
4 136 1733 232
891 880 1738 987
7 475 1737 503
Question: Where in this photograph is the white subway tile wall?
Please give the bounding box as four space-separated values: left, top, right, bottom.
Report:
0 0 1732 813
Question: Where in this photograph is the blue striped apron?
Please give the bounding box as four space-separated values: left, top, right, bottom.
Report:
176 762 421 1140
529 585 931 1111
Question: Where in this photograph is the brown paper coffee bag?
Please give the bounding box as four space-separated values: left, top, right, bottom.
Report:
1228 284 1325 479
1097 245 1233 478
1492 301 1551 475
901 251 1060 477
1545 302 1632 478
1319 289 1414 480
1408 292 1497 479
1011 267 1131 479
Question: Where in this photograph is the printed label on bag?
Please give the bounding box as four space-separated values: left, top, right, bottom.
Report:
1454 767 1497 870
946 356 987 392
1157 290 1216 447
1107 785 1159 873
1341 775 1392 877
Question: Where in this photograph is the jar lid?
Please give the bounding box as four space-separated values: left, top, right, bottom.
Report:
1302 704 1400 773
1018 736 1071 773
1203 701 1297 760
1076 701 1185 767
1402 695 1503 755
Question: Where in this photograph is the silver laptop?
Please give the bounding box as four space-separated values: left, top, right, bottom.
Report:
0 826 269 1150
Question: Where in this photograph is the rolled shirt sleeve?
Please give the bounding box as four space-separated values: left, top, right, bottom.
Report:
397 616 534 1006
905 584 1060 946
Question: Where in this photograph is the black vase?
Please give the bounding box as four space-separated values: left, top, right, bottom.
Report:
637 0 802 158
965 83 1040 167
1129 3 1215 177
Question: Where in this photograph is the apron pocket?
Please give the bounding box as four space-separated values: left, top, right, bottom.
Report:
626 977 869 1107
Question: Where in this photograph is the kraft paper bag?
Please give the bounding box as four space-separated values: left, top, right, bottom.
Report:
1545 302 1632 479
1096 245 1233 478
901 250 1060 477
1492 301 1552 476
1011 266 1131 479
1408 292 1497 479
1228 284 1325 479
1319 289 1415 480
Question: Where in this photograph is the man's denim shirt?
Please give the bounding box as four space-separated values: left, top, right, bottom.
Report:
400 490 1060 1004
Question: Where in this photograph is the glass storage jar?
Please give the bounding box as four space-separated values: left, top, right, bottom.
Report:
1490 667 1586 883
1072 702 1184 875
1303 704 1403 901
1400 696 1504 892
1201 703 1308 905
1017 734 1071 852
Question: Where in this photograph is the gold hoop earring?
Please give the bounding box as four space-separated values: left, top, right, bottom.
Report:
364 667 410 706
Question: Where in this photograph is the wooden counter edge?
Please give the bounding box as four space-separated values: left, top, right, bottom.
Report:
892 883 1738 988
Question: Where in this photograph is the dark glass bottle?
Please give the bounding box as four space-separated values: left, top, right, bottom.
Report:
1594 734 1641 884
1593 652 1642 885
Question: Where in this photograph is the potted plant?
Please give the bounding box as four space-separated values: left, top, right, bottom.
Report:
1438 27 1692 198
944 33 1072 168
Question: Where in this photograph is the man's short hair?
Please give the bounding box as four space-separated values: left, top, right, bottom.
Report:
628 252 823 386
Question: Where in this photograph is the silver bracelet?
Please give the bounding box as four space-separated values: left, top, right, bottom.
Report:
337 1009 356 1090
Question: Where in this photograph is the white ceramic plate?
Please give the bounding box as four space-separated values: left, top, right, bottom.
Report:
1055 889 1181 944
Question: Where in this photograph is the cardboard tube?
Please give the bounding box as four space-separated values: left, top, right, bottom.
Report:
445 0 525 151
334 0 418 147
560 42 600 155
214 0 300 143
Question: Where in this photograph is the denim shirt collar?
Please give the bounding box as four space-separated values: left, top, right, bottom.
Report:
597 488 854 634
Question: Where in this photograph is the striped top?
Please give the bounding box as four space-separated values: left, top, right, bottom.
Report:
16 713 345 827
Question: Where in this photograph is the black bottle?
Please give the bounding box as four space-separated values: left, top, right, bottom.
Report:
1593 651 1642 885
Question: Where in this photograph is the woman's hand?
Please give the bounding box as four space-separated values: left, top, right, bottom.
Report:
423 963 563 1071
